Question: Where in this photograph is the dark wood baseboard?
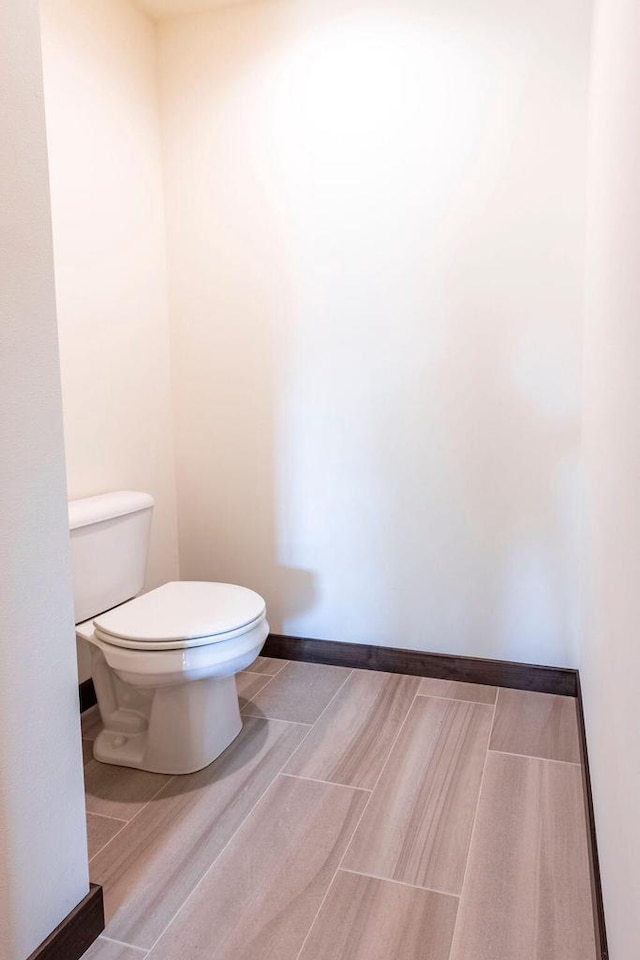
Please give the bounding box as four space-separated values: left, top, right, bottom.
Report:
262 633 578 696
26 883 104 960
576 675 609 959
79 677 97 713
80 634 576 700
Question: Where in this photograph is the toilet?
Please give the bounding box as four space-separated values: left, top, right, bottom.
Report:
70 491 268 774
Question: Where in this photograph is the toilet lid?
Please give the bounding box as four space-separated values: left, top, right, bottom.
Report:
93 581 266 646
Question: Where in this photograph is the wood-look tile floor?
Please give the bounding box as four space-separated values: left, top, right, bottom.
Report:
80 662 597 960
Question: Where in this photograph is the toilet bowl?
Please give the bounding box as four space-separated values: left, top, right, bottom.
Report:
78 581 268 774
69 492 268 775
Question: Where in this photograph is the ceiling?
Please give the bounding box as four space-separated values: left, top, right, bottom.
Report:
134 0 252 21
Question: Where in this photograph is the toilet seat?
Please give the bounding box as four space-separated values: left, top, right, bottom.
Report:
81 579 269 773
93 581 266 651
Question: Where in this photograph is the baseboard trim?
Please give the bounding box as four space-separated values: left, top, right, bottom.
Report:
262 633 578 696
576 675 609 959
79 677 97 713
26 883 104 960
80 635 577 699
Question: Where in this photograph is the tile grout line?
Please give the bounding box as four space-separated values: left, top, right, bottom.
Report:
283 670 427 787
99 933 149 954
138 757 302 956
489 747 582 766
262 668 356 773
280 771 372 792
241 660 289 678
240 713 313 726
339 866 460 900
238 667 279 703
240 661 352 728
141 670 355 956
86 811 128 825
88 822 128 864
415 692 498 707
446 686 500 958
86 773 176 864
293 687 424 960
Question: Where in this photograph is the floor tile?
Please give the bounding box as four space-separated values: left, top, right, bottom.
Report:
84 760 172 822
490 688 580 763
343 696 492 894
449 751 597 960
284 669 420 789
147 774 368 960
92 717 308 949
418 677 497 704
81 938 147 959
81 705 103 740
235 670 273 705
81 665 597 960
86 812 126 860
244 656 288 676
241 660 351 723
299 870 458 960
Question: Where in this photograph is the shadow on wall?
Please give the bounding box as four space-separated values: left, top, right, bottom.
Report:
432 254 582 667
161 0 588 667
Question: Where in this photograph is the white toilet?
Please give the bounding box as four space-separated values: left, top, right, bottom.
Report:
70 491 268 774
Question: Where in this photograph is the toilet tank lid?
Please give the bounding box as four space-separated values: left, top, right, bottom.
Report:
68 491 154 531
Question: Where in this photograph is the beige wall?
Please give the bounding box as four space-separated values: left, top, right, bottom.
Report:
31 1 640 952
582 0 640 954
136 0 246 18
0 1 89 955
41 0 180 679
158 0 591 665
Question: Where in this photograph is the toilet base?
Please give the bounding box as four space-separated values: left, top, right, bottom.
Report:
91 666 243 774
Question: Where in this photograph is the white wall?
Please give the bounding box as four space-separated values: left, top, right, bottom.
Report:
0 1 89 955
158 0 592 665
582 0 640 955
40 0 180 677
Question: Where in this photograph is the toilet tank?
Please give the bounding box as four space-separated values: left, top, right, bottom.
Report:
68 491 154 624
